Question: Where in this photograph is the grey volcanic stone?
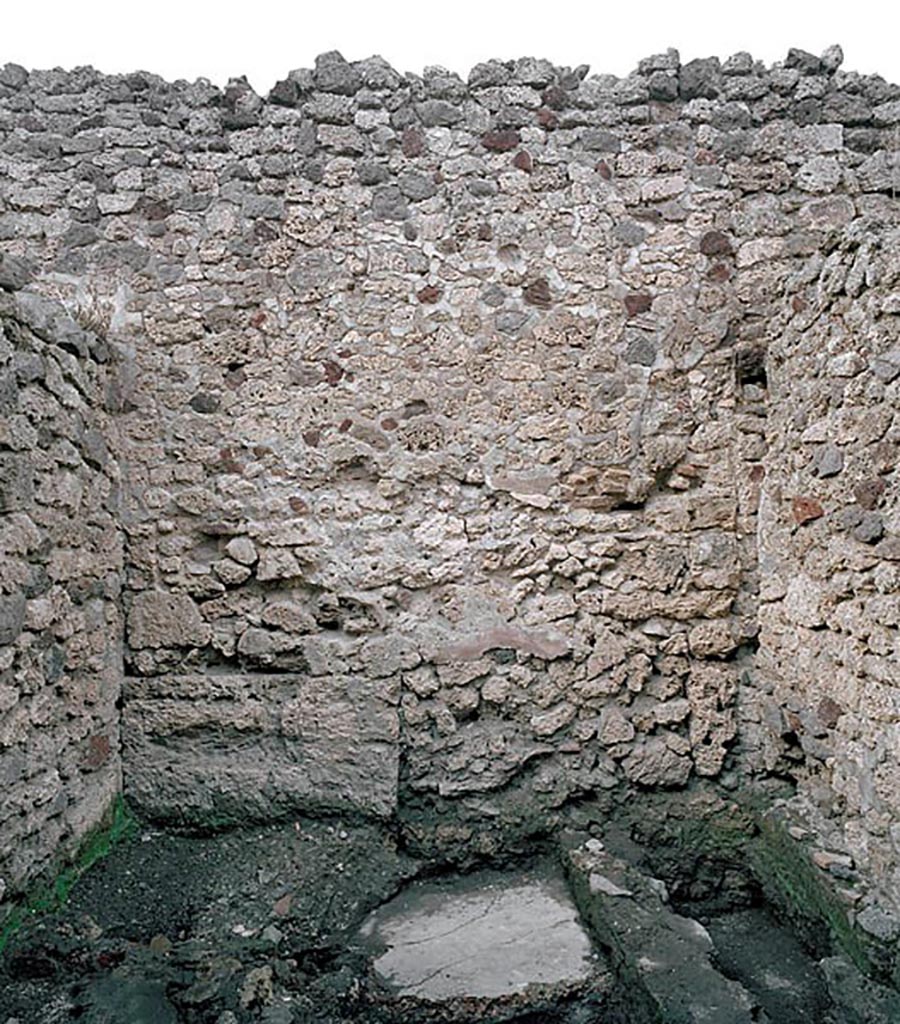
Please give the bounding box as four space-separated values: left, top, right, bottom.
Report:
371 185 409 220
810 444 843 478
0 253 34 291
680 57 722 99
0 592 25 645
80 977 178 1024
314 51 361 95
416 99 463 126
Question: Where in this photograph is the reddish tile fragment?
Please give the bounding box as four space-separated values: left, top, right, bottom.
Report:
401 127 425 157
624 292 652 316
524 278 553 309
537 107 559 130
792 496 824 525
482 129 520 152
513 150 533 173
699 230 733 256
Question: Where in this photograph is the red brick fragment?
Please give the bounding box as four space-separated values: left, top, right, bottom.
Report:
624 292 652 316
513 150 533 173
792 295 808 313
596 160 612 180
322 359 344 385
537 107 559 130
482 129 521 152
417 284 442 304
542 85 568 110
289 496 309 513
699 230 733 256
381 417 398 431
524 278 553 309
84 735 111 769
854 477 885 510
792 496 824 525
401 127 425 157
817 697 843 730
708 262 732 282
273 894 293 917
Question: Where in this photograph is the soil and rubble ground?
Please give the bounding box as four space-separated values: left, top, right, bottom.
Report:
2 799 900 1023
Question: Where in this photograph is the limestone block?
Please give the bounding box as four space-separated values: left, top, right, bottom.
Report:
128 591 210 649
122 673 398 821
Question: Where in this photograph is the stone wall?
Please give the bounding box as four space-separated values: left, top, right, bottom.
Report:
0 268 123 906
755 218 900 912
0 45 897 899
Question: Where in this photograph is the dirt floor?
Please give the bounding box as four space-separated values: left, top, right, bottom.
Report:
0 817 421 1024
2 798 899 1024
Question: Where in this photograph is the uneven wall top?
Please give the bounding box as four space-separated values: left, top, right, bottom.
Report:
0 44 897 931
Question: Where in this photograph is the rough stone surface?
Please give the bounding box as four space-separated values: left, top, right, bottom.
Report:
357 864 599 1001
0 290 122 914
123 672 399 822
0 45 898 925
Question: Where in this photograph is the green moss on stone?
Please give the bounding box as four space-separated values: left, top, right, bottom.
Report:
0 795 137 954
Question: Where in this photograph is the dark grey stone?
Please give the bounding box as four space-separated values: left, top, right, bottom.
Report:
371 186 409 221
398 171 437 202
837 506 864 530
496 310 530 335
0 63 28 89
785 49 823 75
852 512 884 544
13 351 45 384
810 444 843 478
189 392 220 414
423 68 467 102
356 56 402 91
582 129 621 152
0 252 34 291
870 352 900 383
268 78 301 107
95 241 151 272
723 52 755 76
468 61 513 89
0 453 34 513
358 162 391 186
241 195 284 220
679 58 722 100
792 98 823 125
63 223 100 248
0 371 16 415
823 93 872 125
626 334 657 366
711 102 753 131
314 51 361 96
416 99 463 127
468 179 499 198
80 977 178 1024
0 592 26 645
648 72 679 102
613 221 647 246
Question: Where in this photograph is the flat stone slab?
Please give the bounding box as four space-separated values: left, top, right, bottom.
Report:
357 864 598 1003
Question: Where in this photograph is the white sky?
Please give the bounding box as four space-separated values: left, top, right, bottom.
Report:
6 0 898 92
